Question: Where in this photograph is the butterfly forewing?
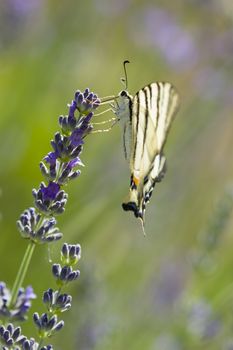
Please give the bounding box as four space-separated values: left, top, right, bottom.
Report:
122 82 179 225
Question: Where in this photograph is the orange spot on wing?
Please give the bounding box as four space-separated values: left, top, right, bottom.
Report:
133 176 140 186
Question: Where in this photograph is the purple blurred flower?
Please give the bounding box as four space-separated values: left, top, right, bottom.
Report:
151 260 186 311
13 286 36 319
153 333 181 350
223 339 233 350
0 282 36 321
9 0 41 17
0 282 10 314
129 6 198 70
193 67 227 101
187 299 221 339
206 29 233 62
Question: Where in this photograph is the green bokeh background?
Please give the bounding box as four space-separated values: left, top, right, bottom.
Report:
1 0 233 349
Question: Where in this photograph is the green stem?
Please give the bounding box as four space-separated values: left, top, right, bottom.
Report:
9 241 36 307
38 338 44 348
55 162 63 182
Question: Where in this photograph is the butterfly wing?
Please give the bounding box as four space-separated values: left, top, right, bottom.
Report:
122 82 179 225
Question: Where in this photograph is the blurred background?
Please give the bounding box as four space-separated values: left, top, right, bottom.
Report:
0 0 233 349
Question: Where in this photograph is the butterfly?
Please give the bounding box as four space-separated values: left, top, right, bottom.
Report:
100 62 180 234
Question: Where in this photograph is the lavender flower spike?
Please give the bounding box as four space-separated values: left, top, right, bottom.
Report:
43 289 72 313
33 312 64 337
32 182 68 216
75 89 100 115
0 324 25 348
12 87 99 346
17 88 100 245
61 243 81 266
17 208 62 244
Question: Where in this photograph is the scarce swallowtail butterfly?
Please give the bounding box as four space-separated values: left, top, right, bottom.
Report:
100 61 180 234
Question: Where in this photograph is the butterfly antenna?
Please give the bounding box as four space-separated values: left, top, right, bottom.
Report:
121 60 130 90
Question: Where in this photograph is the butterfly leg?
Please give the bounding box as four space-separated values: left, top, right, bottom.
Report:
110 99 120 113
92 117 116 125
91 118 119 133
93 108 112 117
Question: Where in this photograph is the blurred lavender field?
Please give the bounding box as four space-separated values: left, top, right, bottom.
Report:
0 0 233 349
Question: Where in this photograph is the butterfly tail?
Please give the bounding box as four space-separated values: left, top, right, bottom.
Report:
122 192 146 235
122 154 166 233
122 188 140 217
122 182 146 225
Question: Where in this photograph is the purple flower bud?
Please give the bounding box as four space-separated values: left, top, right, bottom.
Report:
40 162 49 177
24 286 36 300
33 312 40 327
68 100 77 118
77 93 84 104
93 99 101 108
69 157 83 169
83 112 93 123
45 233 63 242
0 284 36 322
0 323 26 348
83 88 90 98
17 207 62 244
74 90 81 98
60 266 71 280
62 243 69 257
33 312 63 336
52 264 61 278
41 182 60 202
12 326 20 341
53 320 64 332
68 171 81 180
87 92 94 100
41 313 49 327
44 152 57 166
71 145 82 158
41 345 53 350
70 128 84 147
43 289 53 305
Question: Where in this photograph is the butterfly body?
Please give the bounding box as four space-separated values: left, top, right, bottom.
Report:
113 91 133 161
113 82 179 228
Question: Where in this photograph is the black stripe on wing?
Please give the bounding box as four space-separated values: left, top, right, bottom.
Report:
123 123 128 160
142 86 150 155
132 92 140 165
156 82 161 128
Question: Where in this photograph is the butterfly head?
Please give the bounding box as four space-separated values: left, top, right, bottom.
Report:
113 90 132 120
118 90 132 102
119 90 129 97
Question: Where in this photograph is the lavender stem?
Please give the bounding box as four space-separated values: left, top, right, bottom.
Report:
9 241 35 307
